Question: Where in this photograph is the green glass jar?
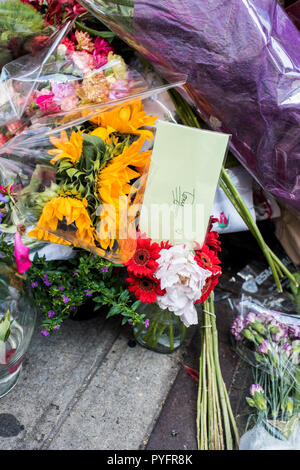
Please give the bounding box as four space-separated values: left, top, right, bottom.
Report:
133 302 187 354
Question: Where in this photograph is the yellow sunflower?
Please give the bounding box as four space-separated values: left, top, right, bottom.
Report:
87 100 157 140
97 137 152 250
48 131 83 165
28 196 95 247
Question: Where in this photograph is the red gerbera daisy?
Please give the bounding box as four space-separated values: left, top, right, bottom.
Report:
194 243 222 304
126 274 165 304
124 236 161 277
205 231 221 253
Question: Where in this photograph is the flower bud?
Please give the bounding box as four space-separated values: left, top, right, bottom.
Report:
243 328 255 342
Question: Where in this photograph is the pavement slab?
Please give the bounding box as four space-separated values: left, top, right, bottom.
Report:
0 311 191 450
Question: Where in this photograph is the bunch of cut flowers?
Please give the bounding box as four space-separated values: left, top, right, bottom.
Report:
231 297 300 449
0 21 146 148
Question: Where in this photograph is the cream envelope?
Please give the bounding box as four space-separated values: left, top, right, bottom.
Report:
139 121 230 247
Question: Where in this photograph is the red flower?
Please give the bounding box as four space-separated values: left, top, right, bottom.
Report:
205 231 221 253
194 243 222 303
124 236 161 277
62 38 76 53
0 133 8 147
160 240 172 250
126 274 164 304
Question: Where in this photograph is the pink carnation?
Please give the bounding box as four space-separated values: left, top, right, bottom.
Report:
36 94 60 114
94 37 113 56
60 95 79 111
93 52 108 69
62 38 76 53
52 82 75 100
72 51 95 73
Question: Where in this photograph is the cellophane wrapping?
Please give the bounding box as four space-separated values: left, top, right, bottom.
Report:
0 96 176 263
79 0 300 213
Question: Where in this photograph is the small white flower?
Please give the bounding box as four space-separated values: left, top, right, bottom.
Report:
155 244 212 327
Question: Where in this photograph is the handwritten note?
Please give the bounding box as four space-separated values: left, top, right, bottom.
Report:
139 121 230 247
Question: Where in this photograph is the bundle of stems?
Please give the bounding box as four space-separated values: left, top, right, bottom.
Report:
168 88 298 293
197 293 239 449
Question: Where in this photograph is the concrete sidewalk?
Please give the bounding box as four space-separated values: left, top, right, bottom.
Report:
0 311 191 450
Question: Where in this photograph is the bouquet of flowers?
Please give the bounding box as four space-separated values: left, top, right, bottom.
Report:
123 223 222 352
0 19 168 147
231 297 300 449
0 0 86 69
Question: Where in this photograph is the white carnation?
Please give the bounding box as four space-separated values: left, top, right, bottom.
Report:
155 244 212 327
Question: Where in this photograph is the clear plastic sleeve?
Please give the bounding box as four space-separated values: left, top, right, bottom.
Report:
0 19 185 147
230 295 300 448
0 96 175 263
79 0 300 213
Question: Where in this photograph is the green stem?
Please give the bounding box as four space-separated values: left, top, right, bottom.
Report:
74 21 116 41
209 295 233 449
220 169 282 292
169 323 174 351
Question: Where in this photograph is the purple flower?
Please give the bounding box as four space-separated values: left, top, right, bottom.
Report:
73 271 78 277
282 342 293 357
109 80 129 100
51 82 75 100
44 279 51 287
145 318 150 328
62 296 69 304
128 320 133 325
250 384 264 396
289 324 300 340
59 286 64 291
48 310 55 318
231 315 245 341
101 267 109 273
70 306 76 311
41 328 49 337
0 194 8 203
245 312 257 326
93 254 97 259
271 321 288 342
258 339 271 354
54 325 61 331
84 290 92 297
31 281 38 288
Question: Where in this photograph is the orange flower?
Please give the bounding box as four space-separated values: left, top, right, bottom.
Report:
28 196 95 247
88 100 157 140
48 131 83 165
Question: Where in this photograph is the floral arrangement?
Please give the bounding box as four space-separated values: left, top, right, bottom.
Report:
0 25 143 147
123 219 222 328
3 100 154 262
28 249 146 335
231 300 300 445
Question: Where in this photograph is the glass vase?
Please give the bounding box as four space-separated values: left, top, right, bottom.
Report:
133 302 187 354
0 269 36 398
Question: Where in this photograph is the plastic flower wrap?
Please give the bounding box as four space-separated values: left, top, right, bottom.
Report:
0 0 85 70
0 98 167 263
79 0 300 212
230 296 300 448
0 19 185 146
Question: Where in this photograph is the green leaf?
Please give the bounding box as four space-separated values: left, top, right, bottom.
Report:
0 310 11 342
107 305 122 318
